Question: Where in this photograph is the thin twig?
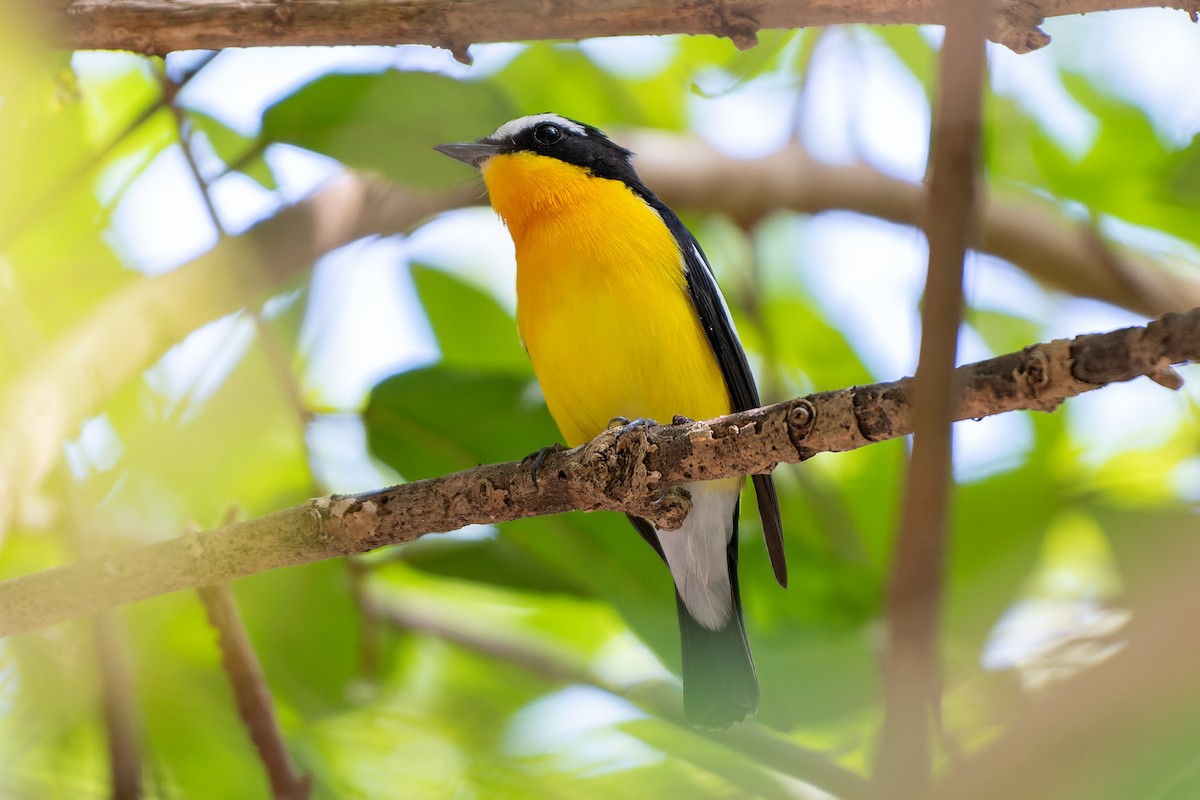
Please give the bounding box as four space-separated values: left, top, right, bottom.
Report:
0 52 218 251
170 102 227 237
93 610 142 800
346 557 383 678
1 306 1197 635
199 582 312 799
875 1 987 794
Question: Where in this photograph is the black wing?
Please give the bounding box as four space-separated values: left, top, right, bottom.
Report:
639 193 787 588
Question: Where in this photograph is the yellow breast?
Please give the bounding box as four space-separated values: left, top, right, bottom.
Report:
481 152 731 447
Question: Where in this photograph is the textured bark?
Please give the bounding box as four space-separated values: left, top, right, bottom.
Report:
1 307 1196 636
49 0 1200 56
4 138 1197 543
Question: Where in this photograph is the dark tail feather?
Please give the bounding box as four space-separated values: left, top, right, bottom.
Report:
627 514 758 728
676 536 759 729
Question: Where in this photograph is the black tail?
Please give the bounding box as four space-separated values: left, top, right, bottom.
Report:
675 535 758 728
628 513 758 728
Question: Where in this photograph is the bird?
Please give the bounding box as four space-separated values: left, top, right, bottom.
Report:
436 114 785 728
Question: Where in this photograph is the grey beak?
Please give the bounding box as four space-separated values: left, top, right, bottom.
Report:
434 142 504 169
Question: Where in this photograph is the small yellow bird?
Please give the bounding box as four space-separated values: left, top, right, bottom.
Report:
437 114 785 727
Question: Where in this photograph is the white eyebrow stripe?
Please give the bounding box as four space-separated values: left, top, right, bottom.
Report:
489 113 587 141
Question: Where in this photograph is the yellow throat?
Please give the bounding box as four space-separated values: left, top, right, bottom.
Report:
480 151 731 447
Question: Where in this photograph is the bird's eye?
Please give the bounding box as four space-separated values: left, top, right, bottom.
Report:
533 122 564 146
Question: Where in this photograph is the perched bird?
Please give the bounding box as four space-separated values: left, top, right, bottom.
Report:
436 114 785 728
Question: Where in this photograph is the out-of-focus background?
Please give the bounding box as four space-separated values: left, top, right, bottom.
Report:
2 5 1200 798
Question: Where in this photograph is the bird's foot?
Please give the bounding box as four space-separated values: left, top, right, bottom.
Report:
522 442 567 487
607 416 659 440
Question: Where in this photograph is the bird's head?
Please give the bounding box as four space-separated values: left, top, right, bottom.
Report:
436 114 644 230
436 113 633 175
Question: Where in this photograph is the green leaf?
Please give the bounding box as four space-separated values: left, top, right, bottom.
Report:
945 412 1072 655
235 559 365 716
410 264 529 374
1037 72 1199 247
621 719 797 799
763 293 874 390
1164 133 1200 207
493 45 651 130
968 308 1043 358
188 108 276 190
99 323 313 527
364 366 558 480
260 71 515 188
692 29 802 97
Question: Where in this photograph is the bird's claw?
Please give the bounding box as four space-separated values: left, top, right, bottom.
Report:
606 416 659 440
523 442 567 487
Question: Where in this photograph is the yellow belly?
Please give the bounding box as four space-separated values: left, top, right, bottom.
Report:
482 152 731 447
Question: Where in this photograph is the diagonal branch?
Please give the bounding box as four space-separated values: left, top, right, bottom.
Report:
3 135 1195 539
0 307 1197 636
199 582 312 799
50 0 1200 56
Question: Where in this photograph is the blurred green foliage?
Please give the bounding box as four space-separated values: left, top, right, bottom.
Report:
2 8 1200 799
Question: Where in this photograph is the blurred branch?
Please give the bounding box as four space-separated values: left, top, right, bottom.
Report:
93 610 143 800
1 306 1197 634
623 132 1200 318
50 0 1200 56
372 594 871 800
199 582 312 799
875 0 986 793
934 537 1200 800
0 174 473 540
346 557 383 678
0 52 216 252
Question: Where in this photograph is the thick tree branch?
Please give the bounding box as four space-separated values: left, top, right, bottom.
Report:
1 307 1197 636
46 0 1200 56
876 1 985 792
4 136 1196 541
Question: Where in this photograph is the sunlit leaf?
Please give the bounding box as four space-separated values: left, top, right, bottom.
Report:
410 264 529 374
260 70 515 188
365 366 557 481
189 108 277 190
493 45 652 130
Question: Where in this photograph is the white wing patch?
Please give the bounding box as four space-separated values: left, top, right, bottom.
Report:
690 243 741 335
490 113 587 142
657 481 739 630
